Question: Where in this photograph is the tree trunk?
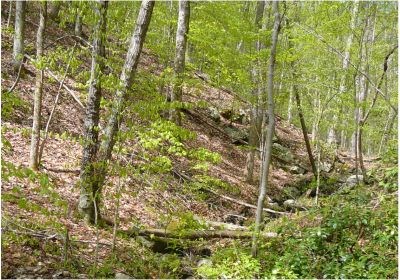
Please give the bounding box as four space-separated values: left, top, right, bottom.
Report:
12 0 26 73
286 16 317 178
252 1 280 257
169 0 190 125
74 12 83 37
245 0 266 184
78 0 109 224
82 0 155 223
356 4 376 182
378 108 397 155
293 74 318 177
327 0 358 150
29 2 46 171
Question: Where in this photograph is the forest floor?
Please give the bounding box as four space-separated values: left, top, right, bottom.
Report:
1 4 390 279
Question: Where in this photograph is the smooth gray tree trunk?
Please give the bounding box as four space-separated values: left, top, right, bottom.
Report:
29 2 46 171
245 0 266 184
252 0 280 257
81 0 155 224
12 0 26 72
78 0 109 224
170 0 190 125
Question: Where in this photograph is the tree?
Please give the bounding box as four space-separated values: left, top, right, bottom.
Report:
245 0 266 184
78 0 155 223
327 0 359 150
78 0 109 224
12 0 26 72
252 0 280 257
29 1 46 171
169 0 190 125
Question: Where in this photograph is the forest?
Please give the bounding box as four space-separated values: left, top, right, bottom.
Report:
1 0 398 279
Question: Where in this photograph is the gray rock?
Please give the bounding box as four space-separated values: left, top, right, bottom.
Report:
321 162 333 173
289 165 306 175
223 126 248 143
283 199 296 207
208 107 221 122
197 258 212 267
284 186 301 198
115 272 132 279
272 143 295 163
345 175 363 188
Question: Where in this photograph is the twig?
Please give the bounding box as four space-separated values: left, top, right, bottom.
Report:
38 43 77 164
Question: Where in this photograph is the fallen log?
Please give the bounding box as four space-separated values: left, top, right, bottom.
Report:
125 228 277 240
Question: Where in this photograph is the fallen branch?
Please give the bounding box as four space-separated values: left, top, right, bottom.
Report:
42 165 80 174
171 168 288 216
206 187 288 216
125 228 277 240
24 54 85 110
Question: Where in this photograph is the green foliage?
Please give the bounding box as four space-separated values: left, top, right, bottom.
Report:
261 183 397 279
166 212 207 234
197 247 260 279
1 90 29 120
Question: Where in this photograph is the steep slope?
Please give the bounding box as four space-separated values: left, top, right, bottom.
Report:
1 5 332 278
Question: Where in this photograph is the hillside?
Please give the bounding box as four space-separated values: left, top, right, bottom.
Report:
1 1 397 279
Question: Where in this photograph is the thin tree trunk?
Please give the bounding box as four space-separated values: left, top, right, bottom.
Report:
13 0 26 73
83 0 155 223
252 1 280 257
245 0 266 183
7 1 13 28
78 0 109 224
287 85 293 123
74 12 82 37
293 74 317 177
378 108 397 155
327 0 358 150
170 0 190 125
286 16 317 178
29 2 46 171
38 44 77 164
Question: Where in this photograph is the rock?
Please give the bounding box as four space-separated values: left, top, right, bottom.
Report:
238 108 250 125
321 162 333 173
283 199 296 207
197 258 212 267
223 126 248 144
345 175 363 188
272 143 295 163
284 186 301 199
115 272 132 279
208 107 221 122
289 165 306 175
